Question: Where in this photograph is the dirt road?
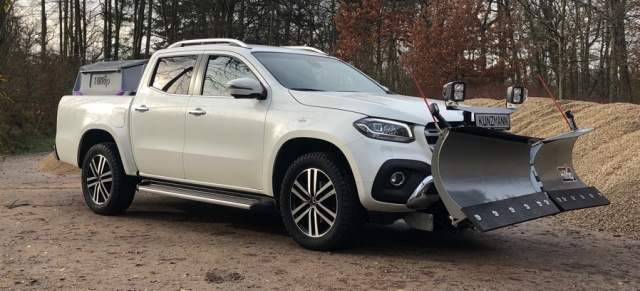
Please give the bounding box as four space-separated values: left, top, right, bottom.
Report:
1 153 638 290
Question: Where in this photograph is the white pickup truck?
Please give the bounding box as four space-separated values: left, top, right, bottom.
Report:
55 38 609 250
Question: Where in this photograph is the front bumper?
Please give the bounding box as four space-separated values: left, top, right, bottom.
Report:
370 159 432 204
343 125 435 212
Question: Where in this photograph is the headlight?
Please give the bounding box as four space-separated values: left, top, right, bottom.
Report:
354 118 414 143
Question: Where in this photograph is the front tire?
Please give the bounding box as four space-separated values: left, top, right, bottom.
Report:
280 152 366 251
81 143 136 215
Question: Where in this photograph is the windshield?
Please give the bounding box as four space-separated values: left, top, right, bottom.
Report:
253 52 387 94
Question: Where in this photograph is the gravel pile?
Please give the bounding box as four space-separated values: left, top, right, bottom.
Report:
38 97 639 239
468 97 640 239
39 153 80 175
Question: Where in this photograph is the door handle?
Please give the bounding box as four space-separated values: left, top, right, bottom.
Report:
134 105 149 112
188 108 207 116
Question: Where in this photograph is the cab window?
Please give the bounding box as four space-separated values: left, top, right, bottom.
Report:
202 55 258 97
150 55 198 95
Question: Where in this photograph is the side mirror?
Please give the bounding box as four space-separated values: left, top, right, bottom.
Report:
226 78 267 100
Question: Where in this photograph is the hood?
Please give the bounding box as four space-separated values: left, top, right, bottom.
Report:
288 91 464 125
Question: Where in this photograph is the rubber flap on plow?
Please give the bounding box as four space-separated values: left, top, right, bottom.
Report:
431 127 609 232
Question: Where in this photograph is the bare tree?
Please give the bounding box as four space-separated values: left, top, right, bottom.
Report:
103 0 112 60
40 0 46 59
609 0 631 102
0 0 12 47
145 0 152 58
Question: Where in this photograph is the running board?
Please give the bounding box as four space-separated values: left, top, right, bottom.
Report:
137 180 276 211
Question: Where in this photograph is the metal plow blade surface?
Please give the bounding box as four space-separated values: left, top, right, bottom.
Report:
431 127 608 232
533 129 610 211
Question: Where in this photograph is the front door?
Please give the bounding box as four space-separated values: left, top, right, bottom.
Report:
183 54 270 190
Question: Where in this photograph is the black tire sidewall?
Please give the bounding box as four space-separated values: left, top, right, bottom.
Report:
280 152 364 251
81 143 135 215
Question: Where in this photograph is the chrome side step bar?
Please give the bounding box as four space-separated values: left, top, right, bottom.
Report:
137 180 276 211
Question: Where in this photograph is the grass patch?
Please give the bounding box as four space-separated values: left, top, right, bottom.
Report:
0 136 55 157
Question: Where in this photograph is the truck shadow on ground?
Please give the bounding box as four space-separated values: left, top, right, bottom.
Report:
122 196 289 235
125 197 518 248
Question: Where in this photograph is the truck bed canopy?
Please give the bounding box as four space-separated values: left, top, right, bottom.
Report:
73 59 149 96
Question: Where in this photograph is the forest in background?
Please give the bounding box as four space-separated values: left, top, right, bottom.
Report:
0 0 639 154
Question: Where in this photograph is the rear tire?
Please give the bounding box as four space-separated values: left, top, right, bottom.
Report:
81 143 136 215
280 152 366 251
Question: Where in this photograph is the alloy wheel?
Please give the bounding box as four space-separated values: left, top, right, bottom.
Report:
289 168 338 237
85 154 113 205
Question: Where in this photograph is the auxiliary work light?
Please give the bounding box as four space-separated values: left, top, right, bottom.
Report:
507 86 527 105
442 81 466 108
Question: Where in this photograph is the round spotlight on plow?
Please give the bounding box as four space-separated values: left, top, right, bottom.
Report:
390 172 406 187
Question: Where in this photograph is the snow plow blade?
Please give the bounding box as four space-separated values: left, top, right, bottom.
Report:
431 127 608 232
533 129 610 211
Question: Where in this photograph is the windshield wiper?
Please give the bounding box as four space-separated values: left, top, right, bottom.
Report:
289 88 325 92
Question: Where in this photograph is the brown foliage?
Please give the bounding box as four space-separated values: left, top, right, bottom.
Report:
334 0 414 86
412 1 523 86
335 0 527 95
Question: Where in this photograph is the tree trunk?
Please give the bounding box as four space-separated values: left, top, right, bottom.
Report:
58 0 63 55
63 0 68 57
0 0 7 47
602 17 611 102
104 0 111 60
74 0 81 58
145 0 152 58
170 0 178 43
114 0 121 59
328 0 337 52
70 0 75 57
238 0 245 39
41 0 47 59
224 0 235 38
136 0 145 56
610 0 631 102
82 0 87 62
133 0 140 57
268 1 275 45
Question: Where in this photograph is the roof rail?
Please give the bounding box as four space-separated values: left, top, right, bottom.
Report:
282 46 328 55
167 38 252 49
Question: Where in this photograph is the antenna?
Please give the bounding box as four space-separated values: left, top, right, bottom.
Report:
398 50 442 133
536 74 572 131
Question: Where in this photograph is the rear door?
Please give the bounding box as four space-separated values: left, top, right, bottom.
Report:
183 53 270 190
130 54 200 179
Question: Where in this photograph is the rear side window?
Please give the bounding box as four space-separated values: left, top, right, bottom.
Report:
150 55 198 94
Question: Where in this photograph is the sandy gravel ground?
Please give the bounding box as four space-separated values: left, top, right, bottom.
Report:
1 153 639 290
